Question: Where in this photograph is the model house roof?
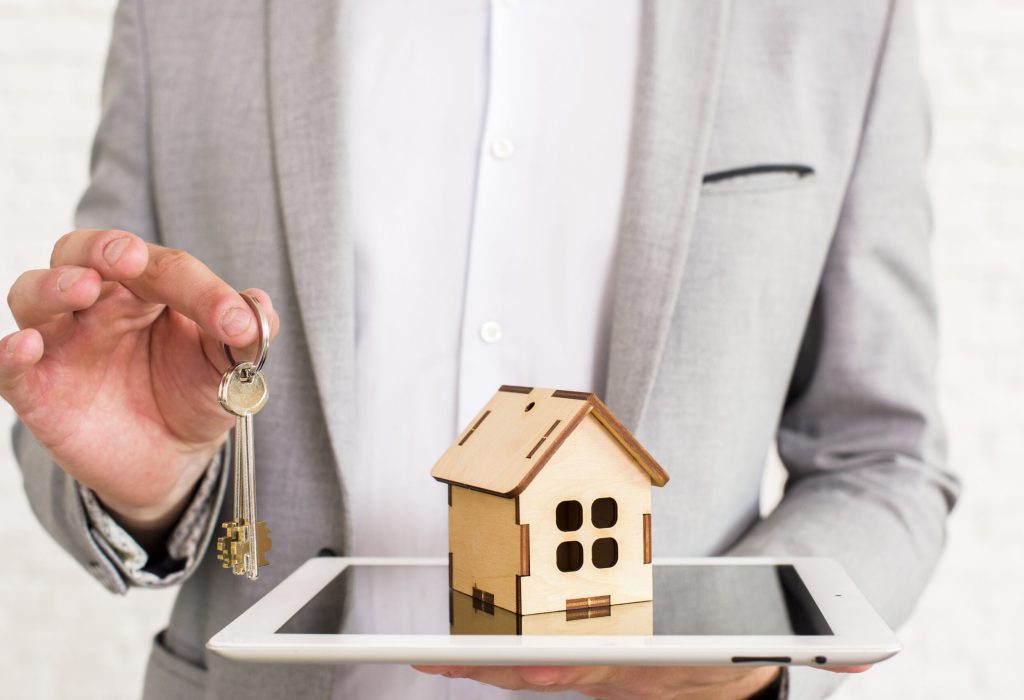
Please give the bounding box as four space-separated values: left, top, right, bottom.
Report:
431 386 669 497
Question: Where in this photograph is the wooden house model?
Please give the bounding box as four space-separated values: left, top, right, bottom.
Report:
431 386 669 617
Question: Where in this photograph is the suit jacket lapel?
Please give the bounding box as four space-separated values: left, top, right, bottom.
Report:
605 0 733 430
265 0 733 471
266 0 354 473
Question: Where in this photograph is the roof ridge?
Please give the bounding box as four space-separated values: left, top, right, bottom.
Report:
431 387 668 496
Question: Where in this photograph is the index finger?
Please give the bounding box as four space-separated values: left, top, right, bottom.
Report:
125 244 261 347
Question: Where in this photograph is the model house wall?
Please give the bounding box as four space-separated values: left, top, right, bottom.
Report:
448 486 520 613
517 414 653 615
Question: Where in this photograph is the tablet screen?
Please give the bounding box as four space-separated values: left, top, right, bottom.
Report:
277 564 833 636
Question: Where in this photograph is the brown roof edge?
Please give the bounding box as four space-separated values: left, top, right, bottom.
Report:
550 389 591 400
433 476 514 499
586 395 670 486
498 384 533 394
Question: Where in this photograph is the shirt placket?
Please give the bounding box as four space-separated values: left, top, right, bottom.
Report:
456 0 529 431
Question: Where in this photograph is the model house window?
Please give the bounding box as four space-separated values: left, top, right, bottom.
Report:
591 497 618 528
592 537 618 569
557 541 584 572
556 500 583 531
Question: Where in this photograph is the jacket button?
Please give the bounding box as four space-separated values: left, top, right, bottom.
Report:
317 548 337 557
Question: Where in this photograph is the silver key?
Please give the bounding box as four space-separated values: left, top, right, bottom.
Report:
214 294 272 580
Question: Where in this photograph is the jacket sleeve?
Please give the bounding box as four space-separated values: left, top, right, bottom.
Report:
13 0 228 594
726 2 961 697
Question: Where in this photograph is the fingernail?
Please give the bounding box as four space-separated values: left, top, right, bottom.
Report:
221 307 252 337
103 237 130 266
57 268 85 292
6 332 19 355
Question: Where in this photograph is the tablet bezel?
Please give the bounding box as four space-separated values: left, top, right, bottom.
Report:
207 556 899 667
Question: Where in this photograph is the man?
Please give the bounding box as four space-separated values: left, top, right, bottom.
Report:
3 0 959 698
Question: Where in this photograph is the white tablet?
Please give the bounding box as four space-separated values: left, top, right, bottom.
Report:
207 557 899 668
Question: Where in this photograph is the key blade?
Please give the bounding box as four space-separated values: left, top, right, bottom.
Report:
220 520 248 576
231 536 249 575
215 536 233 568
217 521 245 570
255 521 272 567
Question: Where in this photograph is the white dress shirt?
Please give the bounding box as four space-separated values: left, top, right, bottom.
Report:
338 0 638 696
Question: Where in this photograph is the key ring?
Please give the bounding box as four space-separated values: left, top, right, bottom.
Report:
223 293 269 376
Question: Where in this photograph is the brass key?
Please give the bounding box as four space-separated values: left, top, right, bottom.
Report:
215 294 272 580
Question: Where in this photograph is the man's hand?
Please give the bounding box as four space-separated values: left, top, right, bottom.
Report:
413 665 782 699
1 229 279 546
414 663 870 699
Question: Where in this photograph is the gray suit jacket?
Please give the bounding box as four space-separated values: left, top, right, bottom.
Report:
14 1 960 698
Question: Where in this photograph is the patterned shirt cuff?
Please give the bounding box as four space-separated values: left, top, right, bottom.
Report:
78 444 226 587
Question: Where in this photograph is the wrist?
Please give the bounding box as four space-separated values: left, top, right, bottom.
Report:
94 442 224 549
732 667 783 700
675 667 779 700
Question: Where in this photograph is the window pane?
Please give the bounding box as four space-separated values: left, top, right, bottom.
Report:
591 497 618 528
592 537 618 569
556 541 584 572
555 500 583 532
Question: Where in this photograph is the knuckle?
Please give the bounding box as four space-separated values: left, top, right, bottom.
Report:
148 247 192 281
193 284 227 322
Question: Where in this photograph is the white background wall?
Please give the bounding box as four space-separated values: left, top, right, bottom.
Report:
1 1 1020 698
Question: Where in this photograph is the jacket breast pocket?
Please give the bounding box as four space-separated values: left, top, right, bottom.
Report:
701 163 816 194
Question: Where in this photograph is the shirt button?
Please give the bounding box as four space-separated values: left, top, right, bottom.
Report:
489 138 515 160
479 321 503 344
